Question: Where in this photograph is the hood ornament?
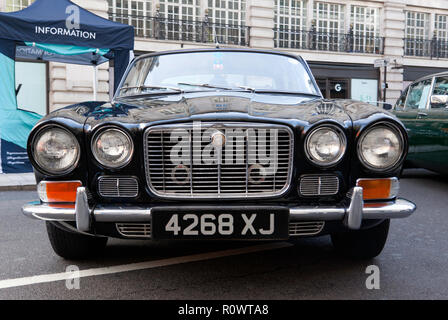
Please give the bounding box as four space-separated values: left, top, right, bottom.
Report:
315 102 336 115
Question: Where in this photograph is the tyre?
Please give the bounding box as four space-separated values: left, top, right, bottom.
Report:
46 222 108 260
331 219 390 260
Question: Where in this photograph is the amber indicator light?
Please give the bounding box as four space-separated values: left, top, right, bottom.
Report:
39 181 81 203
356 179 394 200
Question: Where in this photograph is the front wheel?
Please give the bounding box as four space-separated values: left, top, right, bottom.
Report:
331 219 390 260
46 222 108 260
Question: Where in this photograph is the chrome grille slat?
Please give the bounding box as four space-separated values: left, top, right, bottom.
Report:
116 223 151 238
289 221 325 236
299 175 339 196
145 123 293 199
98 177 139 198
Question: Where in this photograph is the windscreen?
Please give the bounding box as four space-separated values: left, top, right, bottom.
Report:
118 51 319 97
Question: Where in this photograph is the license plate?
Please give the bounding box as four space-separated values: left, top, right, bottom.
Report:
151 207 289 240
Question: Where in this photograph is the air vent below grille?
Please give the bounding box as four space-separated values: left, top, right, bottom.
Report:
289 221 325 236
116 222 323 237
116 223 151 238
98 177 139 198
299 175 339 196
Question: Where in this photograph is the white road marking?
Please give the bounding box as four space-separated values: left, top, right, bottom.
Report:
0 242 292 290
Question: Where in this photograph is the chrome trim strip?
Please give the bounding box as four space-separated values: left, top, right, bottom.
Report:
75 187 91 232
94 206 152 222
143 122 294 199
22 202 76 221
22 199 416 225
362 199 416 219
289 198 416 221
289 207 345 220
22 183 416 228
344 186 363 229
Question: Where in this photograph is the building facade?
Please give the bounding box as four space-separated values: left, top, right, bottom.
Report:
2 0 448 112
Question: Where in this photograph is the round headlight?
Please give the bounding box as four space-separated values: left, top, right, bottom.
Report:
358 124 404 171
305 125 346 166
92 128 133 168
33 126 80 174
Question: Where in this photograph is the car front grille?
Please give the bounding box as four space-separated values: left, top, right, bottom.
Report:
299 174 339 196
98 177 139 198
116 223 151 238
144 122 293 199
288 221 325 236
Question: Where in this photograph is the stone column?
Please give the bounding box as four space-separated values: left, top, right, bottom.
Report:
382 0 406 104
48 0 110 112
246 0 275 49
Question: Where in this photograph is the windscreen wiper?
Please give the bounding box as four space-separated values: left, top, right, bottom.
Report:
185 82 320 97
120 85 184 93
178 82 241 91
239 88 321 97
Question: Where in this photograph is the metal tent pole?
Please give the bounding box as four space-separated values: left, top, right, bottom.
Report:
93 65 98 101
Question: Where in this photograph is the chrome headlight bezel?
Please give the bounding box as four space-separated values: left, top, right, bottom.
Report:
357 122 405 172
91 127 134 169
304 124 347 167
31 124 81 175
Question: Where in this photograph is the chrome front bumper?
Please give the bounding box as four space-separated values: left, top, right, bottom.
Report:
22 187 416 232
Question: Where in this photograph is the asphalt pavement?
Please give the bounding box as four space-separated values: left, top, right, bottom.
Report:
0 169 447 300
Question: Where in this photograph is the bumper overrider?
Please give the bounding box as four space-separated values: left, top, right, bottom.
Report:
22 186 416 237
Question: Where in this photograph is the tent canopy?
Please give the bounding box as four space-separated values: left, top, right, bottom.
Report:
0 0 134 87
0 0 134 173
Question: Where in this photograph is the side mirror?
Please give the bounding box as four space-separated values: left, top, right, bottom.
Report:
383 103 392 110
430 95 448 105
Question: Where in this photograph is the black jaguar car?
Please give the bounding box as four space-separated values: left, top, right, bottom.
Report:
23 49 416 260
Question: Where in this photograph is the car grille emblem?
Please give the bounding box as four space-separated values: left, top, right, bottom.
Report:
211 131 226 148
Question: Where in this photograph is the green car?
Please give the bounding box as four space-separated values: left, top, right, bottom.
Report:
394 72 448 175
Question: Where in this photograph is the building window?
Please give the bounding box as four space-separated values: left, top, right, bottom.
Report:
405 11 430 56
435 14 448 41
350 5 381 54
434 14 448 58
158 0 201 41
5 0 34 12
313 2 344 34
313 1 345 51
274 0 307 49
208 0 245 26
207 0 247 45
406 11 430 39
159 0 200 22
108 0 152 37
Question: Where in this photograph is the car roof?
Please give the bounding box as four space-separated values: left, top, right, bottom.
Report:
135 47 304 61
414 71 448 83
